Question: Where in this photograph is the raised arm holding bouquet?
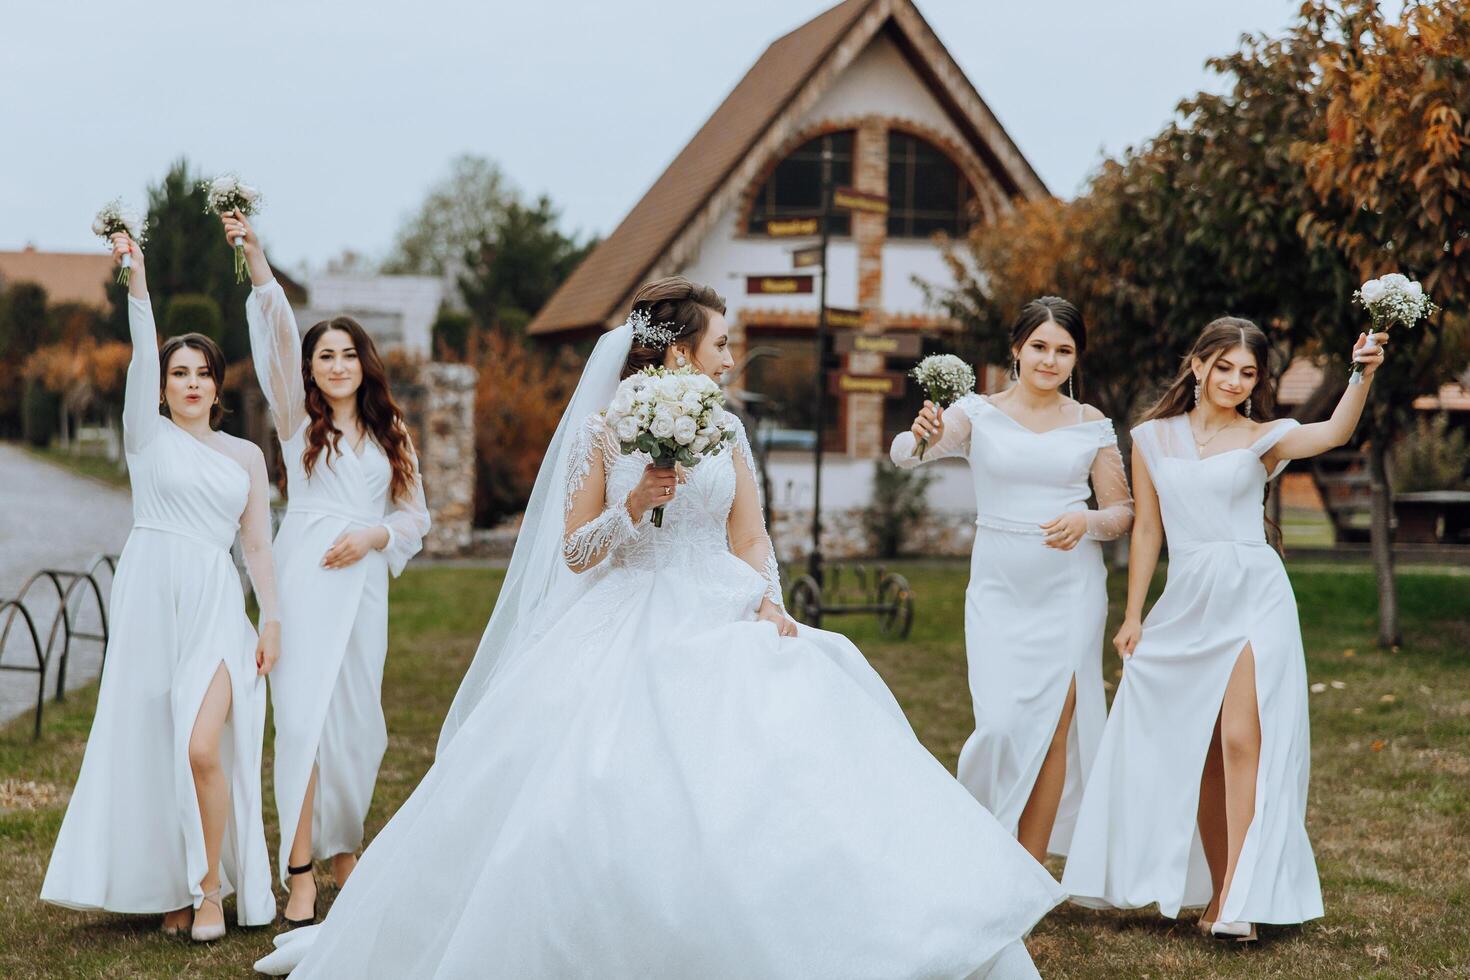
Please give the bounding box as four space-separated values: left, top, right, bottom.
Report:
201 175 263 282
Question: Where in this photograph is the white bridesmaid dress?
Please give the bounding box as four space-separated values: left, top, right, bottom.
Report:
246 281 430 880
1062 414 1324 925
41 294 274 925
256 412 1063 979
891 394 1132 854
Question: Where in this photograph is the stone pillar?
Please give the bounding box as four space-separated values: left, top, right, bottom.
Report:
847 116 888 460
415 362 477 557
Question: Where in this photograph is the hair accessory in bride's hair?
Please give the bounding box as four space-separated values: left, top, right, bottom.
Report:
628 309 679 350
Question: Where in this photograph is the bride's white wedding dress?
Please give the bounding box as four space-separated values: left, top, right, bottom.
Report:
257 327 1060 979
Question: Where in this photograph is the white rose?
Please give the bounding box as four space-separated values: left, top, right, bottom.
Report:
1406 281 1424 300
615 416 640 442
609 387 635 417
691 435 710 454
673 415 697 445
681 391 704 413
1380 273 1410 291
1359 278 1387 304
655 376 682 400
650 412 676 439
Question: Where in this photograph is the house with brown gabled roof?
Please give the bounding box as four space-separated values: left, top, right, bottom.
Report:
529 0 1048 488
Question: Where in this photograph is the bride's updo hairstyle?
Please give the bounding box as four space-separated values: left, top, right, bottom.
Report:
1140 316 1276 423
621 276 727 379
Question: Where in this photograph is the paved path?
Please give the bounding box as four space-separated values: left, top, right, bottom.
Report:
0 444 132 729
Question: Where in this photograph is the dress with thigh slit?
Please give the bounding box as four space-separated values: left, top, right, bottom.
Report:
40 294 274 925
891 394 1133 856
1061 414 1323 925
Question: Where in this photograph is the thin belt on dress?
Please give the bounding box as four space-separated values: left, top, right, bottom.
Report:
286 504 381 527
975 513 1071 536
132 518 232 552
1169 539 1274 559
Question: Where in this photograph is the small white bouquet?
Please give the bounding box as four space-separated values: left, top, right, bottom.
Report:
1351 273 1437 379
603 367 738 527
91 200 143 285
200 174 263 283
909 353 975 457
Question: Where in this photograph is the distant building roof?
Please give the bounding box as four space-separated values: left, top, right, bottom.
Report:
527 0 1047 337
0 247 113 308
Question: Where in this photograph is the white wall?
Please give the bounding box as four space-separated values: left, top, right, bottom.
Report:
304 274 444 357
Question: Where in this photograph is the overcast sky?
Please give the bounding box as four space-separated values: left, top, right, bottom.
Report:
1 0 1363 275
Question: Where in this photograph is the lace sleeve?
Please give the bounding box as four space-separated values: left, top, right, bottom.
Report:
380 434 431 577
563 417 644 572
246 279 307 438
1084 426 1135 541
728 420 784 608
122 294 161 454
889 398 974 468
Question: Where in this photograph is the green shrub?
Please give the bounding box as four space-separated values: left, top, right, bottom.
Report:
1391 413 1469 493
861 459 935 558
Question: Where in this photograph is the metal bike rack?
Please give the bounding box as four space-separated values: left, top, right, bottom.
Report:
0 553 116 739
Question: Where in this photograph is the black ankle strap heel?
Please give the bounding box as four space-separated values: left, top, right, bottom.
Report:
281 862 318 928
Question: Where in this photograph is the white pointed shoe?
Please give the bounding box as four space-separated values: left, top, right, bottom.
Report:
1210 919 1258 943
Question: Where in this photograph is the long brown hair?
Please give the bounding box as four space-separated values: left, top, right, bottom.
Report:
159 332 228 428
300 316 416 502
1142 316 1283 548
1140 316 1276 423
621 276 727 379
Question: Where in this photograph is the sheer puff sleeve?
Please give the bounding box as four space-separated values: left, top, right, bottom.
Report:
239 445 280 625
246 279 307 439
381 433 431 578
1084 420 1134 541
889 396 975 468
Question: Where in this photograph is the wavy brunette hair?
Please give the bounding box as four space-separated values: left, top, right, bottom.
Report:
300 316 416 502
620 276 727 379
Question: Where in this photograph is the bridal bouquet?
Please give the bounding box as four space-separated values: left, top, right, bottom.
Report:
91 200 143 285
909 353 975 457
1351 273 1437 379
200 174 263 283
603 367 738 527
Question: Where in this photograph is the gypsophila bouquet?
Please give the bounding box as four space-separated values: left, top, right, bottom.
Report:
1351 274 1437 380
91 200 143 285
603 367 738 527
909 353 975 457
200 175 263 282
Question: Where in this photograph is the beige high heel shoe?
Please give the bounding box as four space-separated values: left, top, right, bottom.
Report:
190 887 226 942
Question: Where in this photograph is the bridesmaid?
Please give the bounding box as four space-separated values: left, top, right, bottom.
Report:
890 296 1132 863
223 213 430 927
41 233 277 940
1063 317 1388 940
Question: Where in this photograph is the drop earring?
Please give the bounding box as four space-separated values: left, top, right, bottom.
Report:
675 352 687 367
1067 375 1075 400
1010 359 1019 381
1244 398 1252 419
1192 378 1202 405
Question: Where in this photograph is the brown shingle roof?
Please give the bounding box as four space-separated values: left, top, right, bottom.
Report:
529 0 881 336
0 248 113 308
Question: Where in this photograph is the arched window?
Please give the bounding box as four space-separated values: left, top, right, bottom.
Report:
748 131 854 237
886 132 976 238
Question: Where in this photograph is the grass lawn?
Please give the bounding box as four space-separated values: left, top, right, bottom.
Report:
0 561 1466 978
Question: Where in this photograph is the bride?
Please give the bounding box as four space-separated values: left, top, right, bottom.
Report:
257 276 1062 979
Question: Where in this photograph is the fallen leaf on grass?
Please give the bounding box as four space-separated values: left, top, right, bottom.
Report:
1371 739 1387 752
1343 648 1357 658
1331 680 1346 689
1380 694 1396 704
1311 682 1327 693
